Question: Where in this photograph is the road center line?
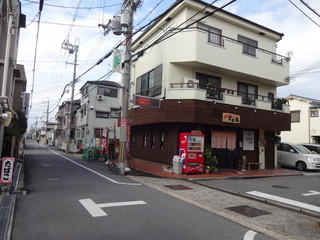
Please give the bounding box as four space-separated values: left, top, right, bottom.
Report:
47 178 60 181
48 149 141 186
247 191 320 213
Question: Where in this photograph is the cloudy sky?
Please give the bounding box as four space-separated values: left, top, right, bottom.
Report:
18 0 320 130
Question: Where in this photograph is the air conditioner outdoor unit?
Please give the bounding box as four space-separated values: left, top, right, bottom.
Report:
97 95 104 101
183 77 199 88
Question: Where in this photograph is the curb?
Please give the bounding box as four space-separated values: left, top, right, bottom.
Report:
192 180 320 219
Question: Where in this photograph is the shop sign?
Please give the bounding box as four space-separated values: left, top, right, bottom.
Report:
134 95 160 108
243 131 254 151
0 157 15 184
222 113 240 123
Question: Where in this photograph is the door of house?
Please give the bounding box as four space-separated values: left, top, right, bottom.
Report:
211 131 237 169
265 131 275 169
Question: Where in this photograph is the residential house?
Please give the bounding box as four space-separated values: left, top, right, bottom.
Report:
0 0 26 157
75 81 122 151
55 99 81 151
281 95 320 144
129 0 291 170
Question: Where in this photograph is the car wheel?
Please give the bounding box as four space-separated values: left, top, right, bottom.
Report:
296 161 307 171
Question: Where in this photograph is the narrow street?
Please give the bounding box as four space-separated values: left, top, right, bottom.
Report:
11 140 275 240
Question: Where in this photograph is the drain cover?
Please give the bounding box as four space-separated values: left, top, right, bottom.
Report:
226 205 271 217
164 185 192 190
272 185 291 189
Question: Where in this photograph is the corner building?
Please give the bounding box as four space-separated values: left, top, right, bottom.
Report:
129 0 291 170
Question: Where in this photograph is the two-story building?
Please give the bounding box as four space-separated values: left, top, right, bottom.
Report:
55 99 81 151
281 95 320 144
128 0 291 170
75 80 122 150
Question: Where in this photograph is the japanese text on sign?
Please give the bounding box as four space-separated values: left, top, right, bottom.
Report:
134 95 160 108
222 113 240 124
0 158 15 184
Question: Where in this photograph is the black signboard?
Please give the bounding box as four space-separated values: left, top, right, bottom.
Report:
134 95 160 108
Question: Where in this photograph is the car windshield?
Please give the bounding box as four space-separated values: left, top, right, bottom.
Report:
295 144 313 154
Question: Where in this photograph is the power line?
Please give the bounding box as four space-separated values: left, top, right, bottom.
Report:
26 19 98 28
21 0 123 9
299 0 320 18
288 0 320 27
134 0 165 28
29 0 44 110
133 0 236 59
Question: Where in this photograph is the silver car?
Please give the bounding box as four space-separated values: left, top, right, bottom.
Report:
301 143 320 154
277 142 320 171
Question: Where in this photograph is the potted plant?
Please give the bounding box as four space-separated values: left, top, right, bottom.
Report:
274 98 288 110
204 146 218 173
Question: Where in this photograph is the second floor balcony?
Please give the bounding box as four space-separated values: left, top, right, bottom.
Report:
166 83 289 113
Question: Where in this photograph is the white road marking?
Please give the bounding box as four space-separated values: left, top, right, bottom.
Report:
302 191 320 196
247 191 320 213
47 178 60 181
244 230 257 240
48 149 141 186
42 164 51 167
79 198 147 217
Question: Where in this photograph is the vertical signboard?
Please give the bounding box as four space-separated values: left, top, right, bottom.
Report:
243 131 254 150
112 49 122 73
0 157 15 184
22 92 30 115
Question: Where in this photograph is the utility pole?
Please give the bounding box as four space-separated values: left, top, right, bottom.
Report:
99 0 139 175
62 39 79 154
42 99 49 144
118 1 134 175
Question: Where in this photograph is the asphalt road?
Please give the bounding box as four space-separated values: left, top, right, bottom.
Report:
11 141 274 240
200 173 320 214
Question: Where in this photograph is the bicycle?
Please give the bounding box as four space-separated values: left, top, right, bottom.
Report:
107 153 135 173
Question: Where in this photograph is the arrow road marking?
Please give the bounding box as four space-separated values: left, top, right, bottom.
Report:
244 230 257 240
79 199 147 217
302 191 320 196
247 191 320 213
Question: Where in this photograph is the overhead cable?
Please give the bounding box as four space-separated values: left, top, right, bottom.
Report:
299 0 320 18
29 0 44 110
288 0 320 27
21 0 122 9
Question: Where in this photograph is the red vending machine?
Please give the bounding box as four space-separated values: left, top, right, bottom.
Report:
179 132 205 174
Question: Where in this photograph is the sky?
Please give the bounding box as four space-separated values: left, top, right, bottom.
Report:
17 0 320 130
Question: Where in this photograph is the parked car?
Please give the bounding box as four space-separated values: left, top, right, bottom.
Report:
277 142 320 171
300 143 320 154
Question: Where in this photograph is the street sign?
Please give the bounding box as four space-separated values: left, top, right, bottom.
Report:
134 95 160 108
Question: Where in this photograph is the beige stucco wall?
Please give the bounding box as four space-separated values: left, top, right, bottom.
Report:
281 98 320 143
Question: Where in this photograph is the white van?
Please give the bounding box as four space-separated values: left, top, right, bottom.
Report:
277 142 320 171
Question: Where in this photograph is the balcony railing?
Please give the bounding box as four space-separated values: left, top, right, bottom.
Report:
169 83 289 111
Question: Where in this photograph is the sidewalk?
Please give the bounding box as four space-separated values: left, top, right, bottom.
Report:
133 158 302 179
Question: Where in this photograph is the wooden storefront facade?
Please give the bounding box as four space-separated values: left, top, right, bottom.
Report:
129 99 290 169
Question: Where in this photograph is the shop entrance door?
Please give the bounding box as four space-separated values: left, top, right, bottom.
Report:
265 131 275 169
211 131 237 169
